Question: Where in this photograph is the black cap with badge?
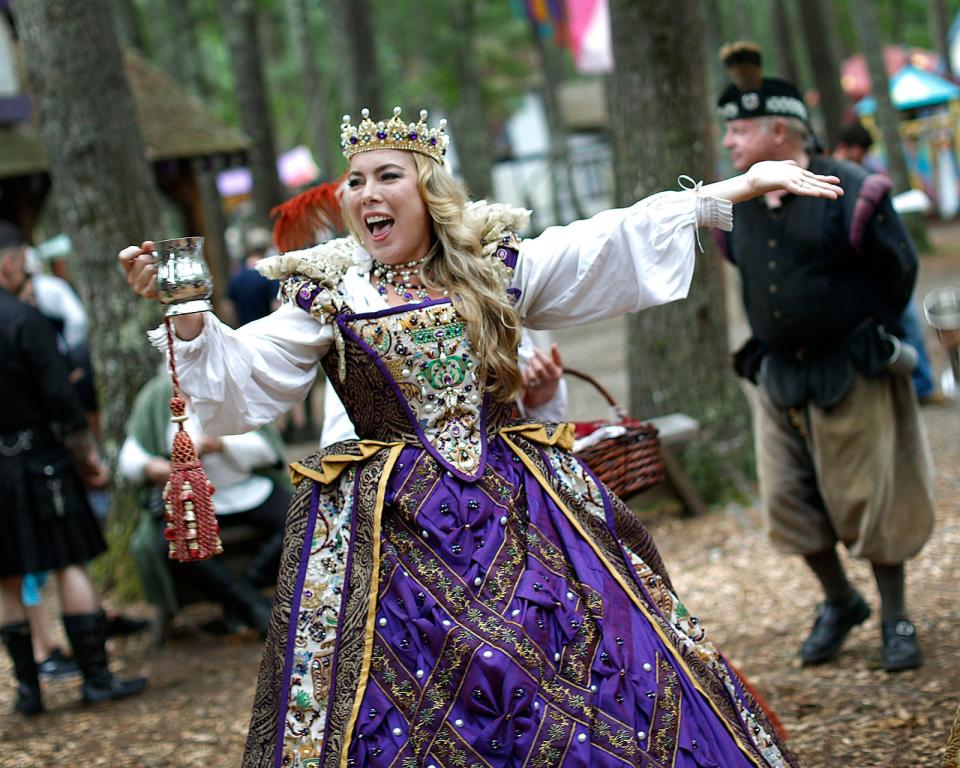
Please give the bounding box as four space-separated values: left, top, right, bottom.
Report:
717 41 809 124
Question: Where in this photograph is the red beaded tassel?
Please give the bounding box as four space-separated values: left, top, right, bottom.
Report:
161 316 222 561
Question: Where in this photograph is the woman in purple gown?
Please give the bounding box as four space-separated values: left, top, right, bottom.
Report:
120 108 841 768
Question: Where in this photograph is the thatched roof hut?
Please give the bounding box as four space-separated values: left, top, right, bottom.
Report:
0 47 248 243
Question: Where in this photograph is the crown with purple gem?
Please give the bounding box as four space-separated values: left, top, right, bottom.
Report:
340 106 449 163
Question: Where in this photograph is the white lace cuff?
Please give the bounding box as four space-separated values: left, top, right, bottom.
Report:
678 174 734 232
677 174 733 253
695 195 733 232
147 314 214 359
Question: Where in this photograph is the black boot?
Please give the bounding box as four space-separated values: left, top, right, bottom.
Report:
882 619 923 672
104 613 151 638
800 591 871 665
0 621 43 715
63 612 148 704
243 532 284 588
180 558 272 637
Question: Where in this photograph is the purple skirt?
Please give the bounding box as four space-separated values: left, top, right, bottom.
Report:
243 432 794 768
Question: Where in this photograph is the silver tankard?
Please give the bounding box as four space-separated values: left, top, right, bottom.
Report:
154 236 213 316
922 286 960 398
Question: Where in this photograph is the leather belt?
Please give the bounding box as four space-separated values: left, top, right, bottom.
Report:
0 428 57 457
0 429 35 457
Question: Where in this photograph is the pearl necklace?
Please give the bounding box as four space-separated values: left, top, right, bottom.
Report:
371 253 430 303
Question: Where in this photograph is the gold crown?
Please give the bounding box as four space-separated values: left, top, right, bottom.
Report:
340 106 449 163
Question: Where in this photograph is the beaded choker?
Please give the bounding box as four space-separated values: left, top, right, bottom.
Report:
371 253 431 303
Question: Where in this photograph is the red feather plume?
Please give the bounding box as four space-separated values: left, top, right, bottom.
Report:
271 175 348 252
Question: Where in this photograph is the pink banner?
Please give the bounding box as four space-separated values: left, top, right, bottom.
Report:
566 0 611 74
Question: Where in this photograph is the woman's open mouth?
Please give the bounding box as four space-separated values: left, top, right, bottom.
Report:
365 215 394 241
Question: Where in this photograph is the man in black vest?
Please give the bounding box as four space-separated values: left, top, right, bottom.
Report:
715 43 934 672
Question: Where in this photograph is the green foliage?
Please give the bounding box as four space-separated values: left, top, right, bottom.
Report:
840 0 960 51
261 0 314 152
376 0 534 124
129 0 542 173
89 485 144 604
192 2 238 123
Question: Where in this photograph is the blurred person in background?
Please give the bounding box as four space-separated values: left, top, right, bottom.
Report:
0 221 147 715
832 122 885 174
120 370 289 638
227 227 280 327
13 233 149 645
23 241 89 354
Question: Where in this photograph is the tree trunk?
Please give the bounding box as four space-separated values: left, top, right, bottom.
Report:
190 159 232 308
851 0 928 250
701 0 727 97
216 0 283 226
449 0 493 200
327 0 381 114
732 0 754 39
930 0 953 79
890 0 904 41
111 0 146 51
795 0 845 149
288 0 338 180
770 0 801 85
529 23 586 224
12 0 163 458
160 0 207 99
701 0 733 180
608 0 751 501
150 0 230 312
824 1 849 61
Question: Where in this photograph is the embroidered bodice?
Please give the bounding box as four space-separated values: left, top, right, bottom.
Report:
319 300 512 480
264 227 525 481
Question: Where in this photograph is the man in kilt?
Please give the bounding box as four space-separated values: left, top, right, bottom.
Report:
0 221 147 714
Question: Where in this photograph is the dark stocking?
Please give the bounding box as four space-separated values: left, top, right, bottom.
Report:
871 562 908 622
803 548 854 603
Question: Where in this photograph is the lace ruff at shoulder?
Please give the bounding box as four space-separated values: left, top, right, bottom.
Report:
256 236 357 281
256 237 356 323
464 200 528 298
464 200 530 257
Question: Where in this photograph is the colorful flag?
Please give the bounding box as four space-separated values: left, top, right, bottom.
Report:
512 0 570 45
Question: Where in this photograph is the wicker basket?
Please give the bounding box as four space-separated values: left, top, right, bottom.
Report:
567 368 665 501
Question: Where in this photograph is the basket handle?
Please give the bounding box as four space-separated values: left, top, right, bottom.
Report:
564 367 628 420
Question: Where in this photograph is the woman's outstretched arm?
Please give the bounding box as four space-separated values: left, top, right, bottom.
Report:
701 160 842 204
512 160 842 330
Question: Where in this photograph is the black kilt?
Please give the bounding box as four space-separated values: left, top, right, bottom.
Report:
0 446 106 579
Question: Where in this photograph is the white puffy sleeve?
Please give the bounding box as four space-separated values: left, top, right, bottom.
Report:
148 303 332 435
513 189 732 329
319 379 359 448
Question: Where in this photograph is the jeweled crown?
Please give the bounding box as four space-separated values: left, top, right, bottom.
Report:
340 106 449 163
